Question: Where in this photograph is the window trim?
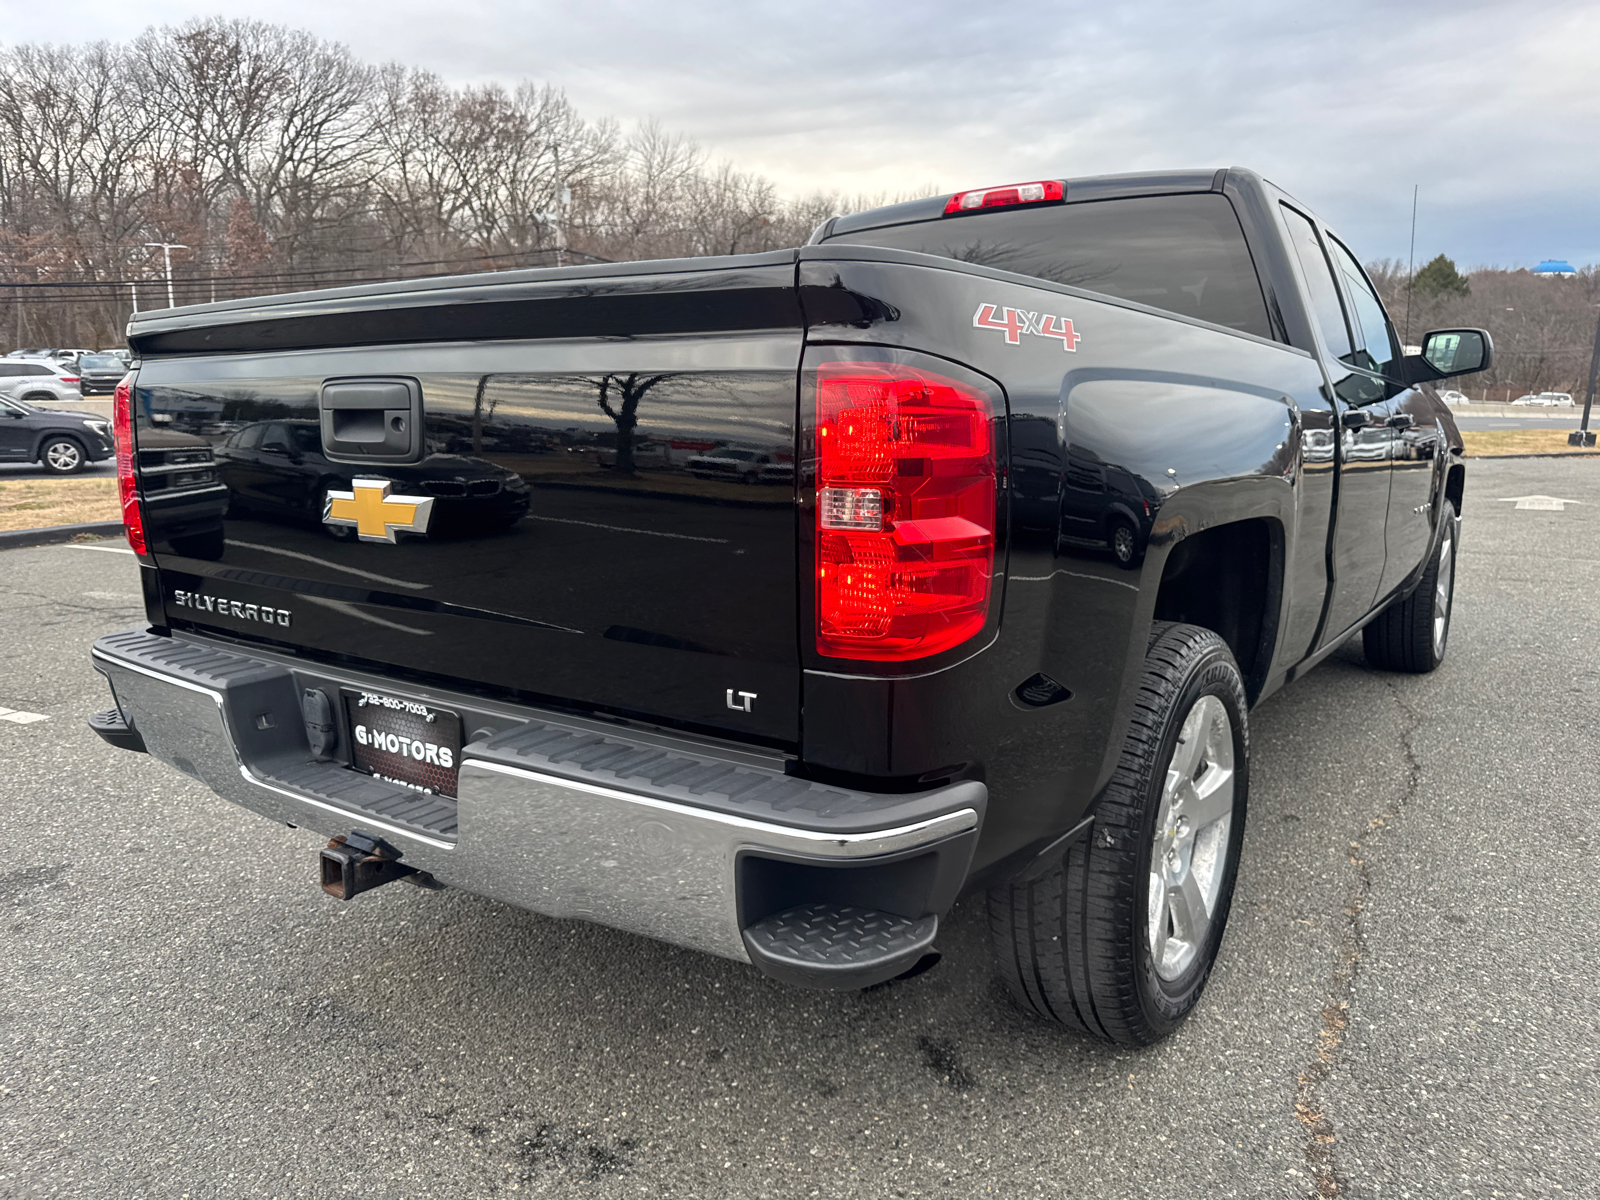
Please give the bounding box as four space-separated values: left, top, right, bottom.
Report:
1325 232 1401 378
1278 202 1357 362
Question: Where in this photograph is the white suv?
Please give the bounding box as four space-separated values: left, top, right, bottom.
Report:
0 359 82 405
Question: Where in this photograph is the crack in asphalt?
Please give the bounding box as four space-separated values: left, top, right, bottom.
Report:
1293 680 1423 1197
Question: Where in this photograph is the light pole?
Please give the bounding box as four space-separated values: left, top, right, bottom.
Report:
143 242 187 309
1571 303 1600 449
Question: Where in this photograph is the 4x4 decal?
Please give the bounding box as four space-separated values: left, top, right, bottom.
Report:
973 302 1081 352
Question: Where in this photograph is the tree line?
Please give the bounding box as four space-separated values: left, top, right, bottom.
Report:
1368 256 1600 401
0 18 871 347
3 19 1595 403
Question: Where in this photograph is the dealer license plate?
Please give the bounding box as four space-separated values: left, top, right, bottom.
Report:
344 689 462 798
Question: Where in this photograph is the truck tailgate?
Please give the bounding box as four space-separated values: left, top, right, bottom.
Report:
129 258 804 745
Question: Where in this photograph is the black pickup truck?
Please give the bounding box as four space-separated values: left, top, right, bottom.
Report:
89 168 1489 1044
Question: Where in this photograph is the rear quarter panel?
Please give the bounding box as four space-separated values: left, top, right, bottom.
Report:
797 248 1330 880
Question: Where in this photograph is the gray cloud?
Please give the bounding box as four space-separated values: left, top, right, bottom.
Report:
9 0 1595 267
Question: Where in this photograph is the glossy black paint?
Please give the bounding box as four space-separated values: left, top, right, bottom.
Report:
131 261 806 746
121 167 1466 894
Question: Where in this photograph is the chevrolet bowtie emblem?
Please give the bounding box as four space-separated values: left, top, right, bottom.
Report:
323 478 434 543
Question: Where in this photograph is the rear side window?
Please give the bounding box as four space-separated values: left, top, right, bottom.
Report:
824 193 1273 339
1280 206 1353 359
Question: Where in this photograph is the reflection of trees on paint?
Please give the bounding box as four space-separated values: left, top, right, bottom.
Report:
469 374 500 454
595 372 673 475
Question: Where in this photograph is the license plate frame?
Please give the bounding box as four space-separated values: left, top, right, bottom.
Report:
342 688 462 798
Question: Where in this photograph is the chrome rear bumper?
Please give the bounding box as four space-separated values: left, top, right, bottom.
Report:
92 630 983 978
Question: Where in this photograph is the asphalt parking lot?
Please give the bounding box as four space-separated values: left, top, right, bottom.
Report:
3 455 1597 1199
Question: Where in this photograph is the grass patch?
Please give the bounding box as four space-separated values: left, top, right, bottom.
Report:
0 476 120 532
1458 428 1600 458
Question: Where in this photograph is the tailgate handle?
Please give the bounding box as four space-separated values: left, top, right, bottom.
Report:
320 377 423 463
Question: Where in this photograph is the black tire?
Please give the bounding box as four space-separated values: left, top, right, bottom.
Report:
38 436 86 474
1362 499 1458 673
988 623 1250 1044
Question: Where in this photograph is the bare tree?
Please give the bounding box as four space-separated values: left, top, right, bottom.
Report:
595 372 674 475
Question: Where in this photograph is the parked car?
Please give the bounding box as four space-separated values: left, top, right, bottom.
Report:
687 446 780 483
75 353 129 396
93 166 1490 1045
0 394 114 473
1512 392 1576 407
214 419 530 536
0 359 82 405
98 348 134 367
1438 390 1470 405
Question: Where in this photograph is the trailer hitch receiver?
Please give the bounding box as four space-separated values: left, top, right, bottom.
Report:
320 831 416 900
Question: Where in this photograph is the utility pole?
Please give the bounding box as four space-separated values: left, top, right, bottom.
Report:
1403 184 1418 344
1571 304 1600 448
143 242 187 309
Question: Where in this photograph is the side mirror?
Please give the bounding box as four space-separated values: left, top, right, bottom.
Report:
1402 328 1493 383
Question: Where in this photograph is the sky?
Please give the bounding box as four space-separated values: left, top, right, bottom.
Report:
3 0 1595 269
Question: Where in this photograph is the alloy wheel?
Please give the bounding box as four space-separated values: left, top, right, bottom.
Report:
1147 694 1236 981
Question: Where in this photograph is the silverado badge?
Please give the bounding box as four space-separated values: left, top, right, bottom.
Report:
323 478 435 543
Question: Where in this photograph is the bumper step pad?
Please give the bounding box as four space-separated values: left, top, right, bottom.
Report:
742 902 938 990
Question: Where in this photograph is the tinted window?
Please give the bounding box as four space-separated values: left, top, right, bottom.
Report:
0 365 18 377
79 354 124 371
21 364 53 376
1280 206 1352 359
825 193 1273 338
289 425 322 454
1327 237 1399 376
236 424 264 449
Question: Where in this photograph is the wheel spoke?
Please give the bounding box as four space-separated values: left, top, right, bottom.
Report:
1166 707 1205 796
1168 871 1208 942
1187 764 1234 828
1147 870 1169 965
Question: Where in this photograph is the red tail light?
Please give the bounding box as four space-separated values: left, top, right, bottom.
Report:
112 378 148 556
943 180 1063 215
815 362 996 660
59 376 81 384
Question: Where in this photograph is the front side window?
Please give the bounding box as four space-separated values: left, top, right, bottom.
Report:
1327 237 1399 377
826 193 1273 339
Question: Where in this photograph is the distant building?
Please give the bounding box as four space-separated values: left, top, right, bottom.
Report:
1532 259 1577 277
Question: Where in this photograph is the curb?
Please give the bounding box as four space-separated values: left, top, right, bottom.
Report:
1462 451 1600 460
0 521 126 550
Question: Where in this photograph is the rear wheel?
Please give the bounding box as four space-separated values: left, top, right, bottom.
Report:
1363 499 1458 673
39 436 86 474
988 623 1249 1044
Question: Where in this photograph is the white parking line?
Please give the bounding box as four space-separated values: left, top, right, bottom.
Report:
63 543 134 555
0 707 50 724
